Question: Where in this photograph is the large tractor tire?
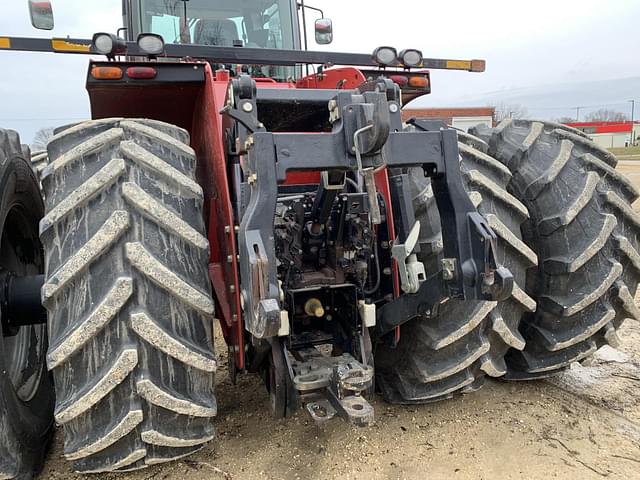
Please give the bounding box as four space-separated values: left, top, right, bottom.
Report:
0 130 55 479
41 118 217 472
472 119 640 378
376 130 537 402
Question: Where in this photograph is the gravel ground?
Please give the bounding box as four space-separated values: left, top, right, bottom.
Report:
38 319 640 480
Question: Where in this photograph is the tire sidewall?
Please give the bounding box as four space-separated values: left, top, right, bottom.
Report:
0 151 54 475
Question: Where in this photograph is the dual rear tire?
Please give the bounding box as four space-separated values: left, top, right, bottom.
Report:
474 119 640 377
0 129 54 479
377 120 640 401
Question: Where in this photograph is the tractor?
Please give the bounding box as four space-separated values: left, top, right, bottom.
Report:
1 0 638 476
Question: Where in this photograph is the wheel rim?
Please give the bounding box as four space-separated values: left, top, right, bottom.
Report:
0 204 45 403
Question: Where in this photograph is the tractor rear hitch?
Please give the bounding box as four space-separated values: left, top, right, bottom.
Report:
224 75 513 342
287 339 374 427
225 74 513 424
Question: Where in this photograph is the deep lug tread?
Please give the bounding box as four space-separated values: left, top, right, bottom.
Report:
144 444 204 466
64 409 143 460
537 171 599 235
581 153 639 201
55 349 139 424
375 129 536 402
524 139 573 199
42 118 216 471
47 277 133 369
476 119 640 376
542 214 617 274
553 128 617 167
40 158 126 233
42 210 130 300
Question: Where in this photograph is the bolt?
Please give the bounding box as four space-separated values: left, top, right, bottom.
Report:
389 103 399 113
242 101 253 112
381 241 389 249
247 173 257 184
225 225 231 233
229 285 236 293
234 225 240 232
227 255 233 263
383 267 392 275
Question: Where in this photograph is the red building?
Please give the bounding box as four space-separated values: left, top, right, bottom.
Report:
565 121 638 148
401 107 495 132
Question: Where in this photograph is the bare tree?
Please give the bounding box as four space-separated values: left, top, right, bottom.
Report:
494 102 529 123
584 109 629 122
554 116 577 124
31 127 54 152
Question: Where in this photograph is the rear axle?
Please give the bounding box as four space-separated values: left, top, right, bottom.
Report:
1 272 46 336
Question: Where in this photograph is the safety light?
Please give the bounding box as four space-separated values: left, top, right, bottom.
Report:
408 76 429 89
92 32 126 58
90 66 123 80
372 46 397 67
389 75 409 87
470 59 486 72
399 49 423 68
126 66 157 79
137 33 165 57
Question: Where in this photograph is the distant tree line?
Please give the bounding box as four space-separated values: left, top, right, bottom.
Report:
555 109 629 123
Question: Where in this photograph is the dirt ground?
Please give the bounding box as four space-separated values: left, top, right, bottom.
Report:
37 161 640 480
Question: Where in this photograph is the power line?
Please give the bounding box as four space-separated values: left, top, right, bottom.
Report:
0 117 87 121
526 101 638 112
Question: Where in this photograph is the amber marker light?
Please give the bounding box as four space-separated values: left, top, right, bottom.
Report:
91 66 123 80
408 76 429 88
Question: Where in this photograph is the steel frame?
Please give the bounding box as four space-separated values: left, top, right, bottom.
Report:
223 75 514 343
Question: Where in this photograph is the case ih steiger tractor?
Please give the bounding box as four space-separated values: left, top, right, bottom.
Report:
1 0 638 476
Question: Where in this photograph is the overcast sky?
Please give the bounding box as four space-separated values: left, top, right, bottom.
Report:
1 0 639 144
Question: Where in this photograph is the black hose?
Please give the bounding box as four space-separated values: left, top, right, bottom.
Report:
344 176 362 193
363 238 381 295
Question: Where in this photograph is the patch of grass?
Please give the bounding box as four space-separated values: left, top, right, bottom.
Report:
609 146 640 156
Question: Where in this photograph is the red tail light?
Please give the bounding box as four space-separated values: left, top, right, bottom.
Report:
389 75 409 87
126 66 157 79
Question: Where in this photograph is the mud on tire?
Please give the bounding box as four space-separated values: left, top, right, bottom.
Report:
376 130 537 402
473 119 640 378
41 118 217 472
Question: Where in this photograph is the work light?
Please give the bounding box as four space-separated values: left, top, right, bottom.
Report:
372 46 398 67
91 32 126 58
399 49 423 68
137 34 165 57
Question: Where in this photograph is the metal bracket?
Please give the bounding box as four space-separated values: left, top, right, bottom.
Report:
391 221 426 294
288 345 374 426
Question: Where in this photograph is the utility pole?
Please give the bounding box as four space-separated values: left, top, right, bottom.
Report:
630 100 636 146
575 106 581 121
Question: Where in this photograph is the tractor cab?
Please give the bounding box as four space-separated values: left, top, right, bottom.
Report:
122 0 316 81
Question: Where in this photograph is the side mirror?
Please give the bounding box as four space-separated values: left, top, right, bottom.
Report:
28 0 54 30
314 18 333 45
